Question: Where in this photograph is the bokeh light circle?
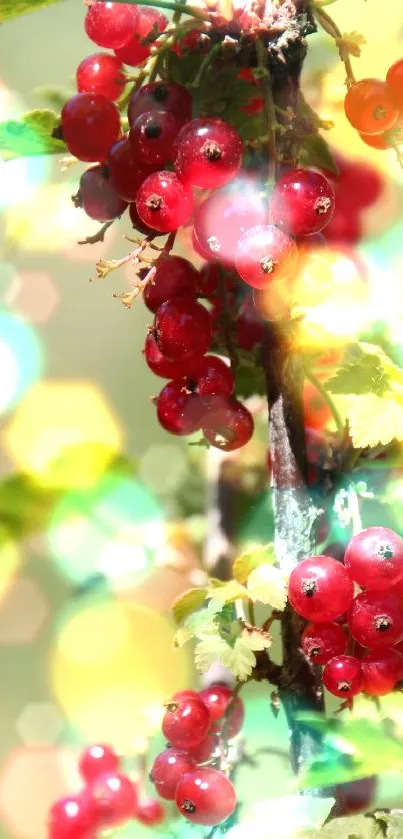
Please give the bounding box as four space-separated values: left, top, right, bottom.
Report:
0 310 42 415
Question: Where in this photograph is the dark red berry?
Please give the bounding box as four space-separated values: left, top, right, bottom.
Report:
85 1 137 50
288 556 354 622
143 256 199 312
336 777 377 815
107 136 156 202
79 744 120 784
89 772 137 829
190 356 234 398
156 379 204 436
361 648 403 696
77 53 125 101
76 166 127 221
235 301 265 350
185 732 218 763
198 263 220 297
175 768 236 826
144 333 200 379
323 655 363 698
345 526 403 590
136 799 165 826
193 188 267 266
202 396 254 451
114 8 167 66
174 118 243 189
269 169 335 237
344 79 399 134
154 296 212 360
348 590 403 648
199 684 244 737
301 622 348 665
331 154 383 210
128 82 192 127
235 224 298 289
130 110 180 166
136 171 193 233
48 793 95 839
162 695 211 749
150 748 196 800
129 201 160 236
61 93 121 163
324 209 362 246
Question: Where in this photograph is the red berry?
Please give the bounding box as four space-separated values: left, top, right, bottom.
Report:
324 209 362 246
235 224 298 290
301 622 348 665
107 136 155 202
171 690 200 701
156 379 204 436
193 188 267 266
79 744 120 784
303 380 332 431
61 93 121 163
136 171 193 233
154 296 212 360
162 695 211 749
84 1 137 50
348 590 403 648
345 527 403 591
130 110 180 166
202 396 254 451
136 798 165 826
386 59 403 110
89 772 137 828
76 53 125 101
332 154 383 209
175 768 236 826
76 166 127 221
129 201 160 236
336 777 377 815
144 333 199 380
173 26 205 55
323 655 363 698
48 794 95 839
143 256 199 312
174 118 243 189
199 684 244 737
235 301 265 350
190 355 235 398
269 169 335 237
288 556 354 622
361 648 403 696
128 82 192 127
185 732 218 763
359 132 389 150
114 8 167 66
344 79 399 134
150 748 196 800
198 263 220 297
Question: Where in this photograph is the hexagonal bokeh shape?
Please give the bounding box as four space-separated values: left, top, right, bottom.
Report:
8 270 60 324
139 443 188 495
0 578 48 644
16 702 64 747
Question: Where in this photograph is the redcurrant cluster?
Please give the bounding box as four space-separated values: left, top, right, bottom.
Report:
150 684 244 826
48 744 164 839
289 526 403 701
345 61 403 152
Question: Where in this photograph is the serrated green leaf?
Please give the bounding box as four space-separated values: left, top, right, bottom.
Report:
0 0 62 22
207 579 248 604
299 132 339 175
0 110 66 160
310 814 383 839
335 393 403 449
233 543 277 584
171 587 208 626
373 810 403 839
327 351 390 396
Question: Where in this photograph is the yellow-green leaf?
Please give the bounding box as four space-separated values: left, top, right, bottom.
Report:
172 587 208 626
336 393 403 449
0 0 62 22
0 110 66 160
207 579 248 604
327 342 403 398
233 544 277 584
247 564 288 610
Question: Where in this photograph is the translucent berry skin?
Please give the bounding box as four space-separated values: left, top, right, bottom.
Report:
301 622 348 665
79 744 120 784
288 556 354 622
144 333 200 380
107 137 155 202
235 302 265 350
89 772 137 829
84 1 137 50
61 94 121 163
386 59 403 109
143 255 199 312
323 655 363 698
154 297 212 361
48 793 95 839
199 684 244 737
150 748 196 800
185 732 218 763
344 526 403 591
198 263 220 297
78 167 128 221
136 799 165 826
128 82 192 127
235 224 298 290
175 768 236 826
136 171 193 233
76 53 125 101
361 648 403 696
129 201 160 237
348 590 403 649
269 169 335 237
191 356 235 398
344 79 399 134
130 110 180 166
174 118 243 189
193 190 268 267
162 695 211 750
202 396 254 452
156 379 204 436
114 8 167 66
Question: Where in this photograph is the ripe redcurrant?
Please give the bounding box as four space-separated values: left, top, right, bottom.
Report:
344 79 399 134
288 556 354 622
199 683 244 737
162 694 211 749
361 648 403 696
322 655 363 698
143 256 199 312
344 526 403 590
107 137 156 203
156 379 204 436
74 166 128 221
235 224 298 289
136 799 165 826
144 333 199 380
79 744 120 784
76 53 125 101
89 772 137 828
197 263 220 297
174 118 243 189
61 93 121 163
84 1 137 50
130 110 180 166
185 732 218 763
129 201 160 237
154 297 212 360
193 188 268 266
114 8 167 66
235 301 265 350
150 748 196 800
190 356 235 398
128 82 192 127
269 169 335 237
48 793 95 839
202 396 254 451
175 768 236 826
348 590 403 648
386 59 403 109
301 622 348 665
136 171 194 233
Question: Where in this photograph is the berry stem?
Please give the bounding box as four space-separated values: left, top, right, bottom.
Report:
304 367 344 439
94 236 155 280
247 600 256 626
256 37 278 186
78 219 115 246
113 264 157 308
192 42 222 90
310 2 356 88
217 265 238 374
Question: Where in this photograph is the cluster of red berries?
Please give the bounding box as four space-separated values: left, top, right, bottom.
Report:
345 61 403 151
48 744 165 839
289 526 403 700
151 683 244 826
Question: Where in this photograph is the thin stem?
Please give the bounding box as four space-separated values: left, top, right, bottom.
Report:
192 42 222 89
255 37 277 186
311 3 356 88
217 266 238 373
248 600 256 626
100 0 208 20
304 367 345 439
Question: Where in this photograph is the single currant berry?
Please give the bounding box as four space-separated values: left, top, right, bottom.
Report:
336 777 377 816
144 333 200 380
235 301 265 350
156 379 205 436
348 590 403 648
143 255 199 312
197 263 220 297
129 201 160 237
89 772 137 829
288 556 354 622
107 137 156 202
84 1 137 50
235 224 298 290
331 153 383 210
199 683 244 737
171 689 200 701
185 732 218 763
130 110 180 166
150 748 196 800
154 296 212 360
61 93 121 163
76 53 125 101
361 648 403 696
359 131 390 150
74 166 128 221
190 356 235 398
136 799 165 826
175 768 236 826
323 655 363 698
193 188 268 266
136 171 193 233
344 526 403 590
48 793 95 839
344 78 399 134
323 208 362 246
128 82 192 127
174 118 243 189
301 622 348 665
386 58 403 110
114 8 167 66
79 744 120 784
202 396 254 452
162 694 211 749
173 26 205 56
269 169 335 237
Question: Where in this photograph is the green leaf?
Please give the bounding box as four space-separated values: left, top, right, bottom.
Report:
373 810 403 839
233 543 277 584
309 814 384 839
0 0 62 23
0 110 66 160
162 49 204 87
172 587 208 626
299 132 339 174
235 349 266 399
327 343 401 397
335 393 403 449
